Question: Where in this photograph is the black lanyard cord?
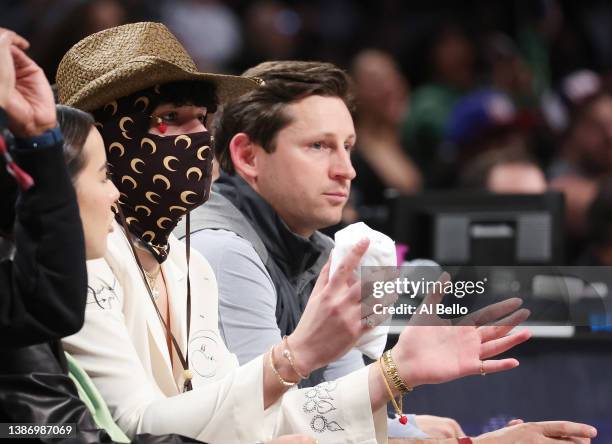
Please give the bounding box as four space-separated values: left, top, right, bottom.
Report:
117 206 193 392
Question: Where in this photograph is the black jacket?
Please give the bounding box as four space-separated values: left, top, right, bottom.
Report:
0 340 202 443
0 140 87 347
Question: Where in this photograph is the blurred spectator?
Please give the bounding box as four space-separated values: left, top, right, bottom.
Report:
577 175 612 265
514 0 561 97
347 49 422 230
461 148 547 194
542 69 602 134
484 32 535 106
233 0 301 72
548 90 612 238
443 88 537 185
401 24 478 187
562 88 612 166
161 0 242 71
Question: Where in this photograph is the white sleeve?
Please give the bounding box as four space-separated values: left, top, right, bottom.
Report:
270 366 388 443
63 258 268 442
65 254 387 442
63 260 165 436
142 358 388 443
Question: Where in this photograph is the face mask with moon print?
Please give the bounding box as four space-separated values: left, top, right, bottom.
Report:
94 87 213 263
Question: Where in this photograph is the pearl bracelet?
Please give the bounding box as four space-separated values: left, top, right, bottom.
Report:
268 345 299 387
282 335 309 380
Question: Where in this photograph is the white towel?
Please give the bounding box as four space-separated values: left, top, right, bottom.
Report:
330 222 396 359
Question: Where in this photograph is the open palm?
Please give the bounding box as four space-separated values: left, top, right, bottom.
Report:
393 272 531 387
396 319 529 387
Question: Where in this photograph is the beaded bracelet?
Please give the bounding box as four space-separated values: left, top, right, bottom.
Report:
282 335 309 380
268 345 299 387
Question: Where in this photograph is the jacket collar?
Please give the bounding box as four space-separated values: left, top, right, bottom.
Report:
113 223 187 393
214 173 327 278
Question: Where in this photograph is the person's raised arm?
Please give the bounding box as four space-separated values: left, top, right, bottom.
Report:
0 30 24 110
0 28 87 347
261 239 373 407
3 29 55 138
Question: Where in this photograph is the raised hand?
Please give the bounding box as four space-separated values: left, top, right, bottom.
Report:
391 271 531 387
288 238 396 375
0 29 29 109
0 28 55 137
0 32 17 108
288 238 369 375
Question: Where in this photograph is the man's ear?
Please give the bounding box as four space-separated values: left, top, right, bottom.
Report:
229 133 259 181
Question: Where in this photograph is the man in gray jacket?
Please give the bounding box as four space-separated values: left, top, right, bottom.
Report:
177 60 463 440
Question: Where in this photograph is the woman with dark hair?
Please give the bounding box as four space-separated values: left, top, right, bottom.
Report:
57 105 95 179
57 105 120 260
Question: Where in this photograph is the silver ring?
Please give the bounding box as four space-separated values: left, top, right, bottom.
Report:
365 317 375 328
480 360 486 376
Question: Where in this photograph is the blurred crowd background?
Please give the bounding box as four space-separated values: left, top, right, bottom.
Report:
5 0 612 265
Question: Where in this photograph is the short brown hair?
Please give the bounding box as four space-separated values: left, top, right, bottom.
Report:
214 61 355 174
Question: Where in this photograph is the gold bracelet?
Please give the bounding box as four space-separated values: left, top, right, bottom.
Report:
282 335 309 380
382 350 413 394
268 345 298 387
378 358 408 425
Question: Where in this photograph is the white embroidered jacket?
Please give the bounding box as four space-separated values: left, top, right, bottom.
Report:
63 221 387 443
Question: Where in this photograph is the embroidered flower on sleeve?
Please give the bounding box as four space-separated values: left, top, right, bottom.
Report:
302 381 344 433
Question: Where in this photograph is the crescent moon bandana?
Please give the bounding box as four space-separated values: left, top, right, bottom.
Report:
94 88 213 263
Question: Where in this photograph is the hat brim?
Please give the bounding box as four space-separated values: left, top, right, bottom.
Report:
62 57 260 112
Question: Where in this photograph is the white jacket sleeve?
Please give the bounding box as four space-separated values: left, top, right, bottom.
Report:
63 258 267 442
63 247 387 442
142 358 388 444
270 366 389 444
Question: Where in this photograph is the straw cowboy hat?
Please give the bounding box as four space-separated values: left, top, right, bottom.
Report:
56 22 261 111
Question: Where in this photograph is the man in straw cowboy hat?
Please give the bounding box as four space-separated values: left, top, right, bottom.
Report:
55 22 581 444
0 24 215 444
